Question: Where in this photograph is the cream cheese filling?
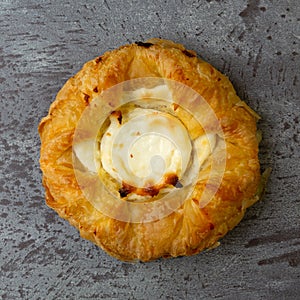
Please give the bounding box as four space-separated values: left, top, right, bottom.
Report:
73 139 98 173
100 108 192 188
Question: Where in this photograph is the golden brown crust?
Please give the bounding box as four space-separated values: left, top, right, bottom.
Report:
39 39 261 261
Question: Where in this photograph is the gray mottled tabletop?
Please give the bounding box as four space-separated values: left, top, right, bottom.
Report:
0 0 299 299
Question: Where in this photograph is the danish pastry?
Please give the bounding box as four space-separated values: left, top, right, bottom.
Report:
39 39 263 261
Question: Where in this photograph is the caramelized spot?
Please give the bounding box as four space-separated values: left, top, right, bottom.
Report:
164 173 178 186
93 86 98 92
135 41 154 48
119 182 159 198
83 93 90 104
119 182 135 198
209 223 215 230
182 49 196 57
192 198 199 205
95 56 102 63
119 173 180 199
111 110 122 124
117 114 122 124
173 103 179 111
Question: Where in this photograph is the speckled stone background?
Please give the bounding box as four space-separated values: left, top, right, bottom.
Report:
0 0 299 299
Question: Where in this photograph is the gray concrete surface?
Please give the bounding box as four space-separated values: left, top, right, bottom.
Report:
0 0 299 299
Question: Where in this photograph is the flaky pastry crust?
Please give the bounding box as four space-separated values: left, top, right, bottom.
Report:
39 39 261 261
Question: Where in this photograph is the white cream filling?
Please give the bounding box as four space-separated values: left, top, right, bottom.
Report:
73 139 97 173
101 108 192 188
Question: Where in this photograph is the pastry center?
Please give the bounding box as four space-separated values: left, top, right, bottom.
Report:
100 108 192 189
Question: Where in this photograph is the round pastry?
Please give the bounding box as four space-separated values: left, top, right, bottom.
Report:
39 38 263 261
